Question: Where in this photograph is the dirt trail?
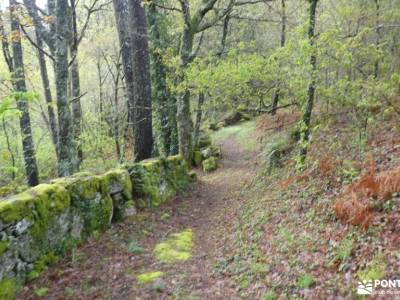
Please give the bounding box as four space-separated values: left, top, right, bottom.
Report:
19 130 260 300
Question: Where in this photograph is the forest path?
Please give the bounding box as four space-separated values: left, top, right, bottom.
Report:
19 121 260 300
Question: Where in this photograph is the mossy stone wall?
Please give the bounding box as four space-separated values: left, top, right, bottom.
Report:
0 155 191 298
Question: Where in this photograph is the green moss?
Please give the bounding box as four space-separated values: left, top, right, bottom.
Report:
99 168 133 221
0 192 34 224
126 155 191 208
383 107 395 120
192 150 203 166
137 271 164 283
27 251 58 281
0 278 18 300
154 229 193 263
101 168 133 201
202 157 218 173
358 252 387 281
0 186 13 197
237 104 247 111
58 175 113 236
28 184 71 240
33 287 49 297
0 240 10 255
0 183 71 250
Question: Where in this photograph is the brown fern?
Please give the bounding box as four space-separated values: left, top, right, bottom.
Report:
334 154 400 228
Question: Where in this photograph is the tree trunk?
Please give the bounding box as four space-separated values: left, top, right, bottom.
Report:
271 0 286 116
113 0 135 156
2 118 16 181
168 95 179 155
177 26 195 161
35 27 59 157
9 0 40 186
55 0 77 176
374 0 381 79
129 0 153 161
69 0 83 168
113 67 122 161
148 3 174 156
299 0 318 163
193 92 205 148
70 57 82 166
217 14 230 57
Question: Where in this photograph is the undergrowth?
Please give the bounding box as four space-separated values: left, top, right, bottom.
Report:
224 110 400 298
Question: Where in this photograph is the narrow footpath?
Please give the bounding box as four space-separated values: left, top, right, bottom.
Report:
19 128 260 299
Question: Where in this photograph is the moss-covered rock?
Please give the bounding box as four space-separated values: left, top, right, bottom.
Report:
127 156 190 208
201 146 221 160
98 168 133 221
192 150 203 166
265 136 293 172
202 157 218 173
0 241 9 256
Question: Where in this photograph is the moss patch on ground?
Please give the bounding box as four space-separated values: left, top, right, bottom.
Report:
137 271 164 283
154 229 193 263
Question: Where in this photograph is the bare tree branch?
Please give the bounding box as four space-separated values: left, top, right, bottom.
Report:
20 25 55 62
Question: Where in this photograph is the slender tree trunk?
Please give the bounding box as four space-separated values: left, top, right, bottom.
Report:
70 57 82 166
113 0 135 156
271 0 286 116
35 28 59 156
193 92 205 148
55 0 77 176
69 0 83 167
168 95 179 155
218 14 230 57
2 118 16 181
97 56 104 120
113 68 122 161
9 0 39 186
299 0 318 163
129 0 153 161
374 0 381 79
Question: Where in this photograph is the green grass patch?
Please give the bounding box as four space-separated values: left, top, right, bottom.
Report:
127 239 145 254
297 274 315 289
212 120 257 151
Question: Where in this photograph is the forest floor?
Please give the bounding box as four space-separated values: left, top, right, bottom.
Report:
18 113 400 299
